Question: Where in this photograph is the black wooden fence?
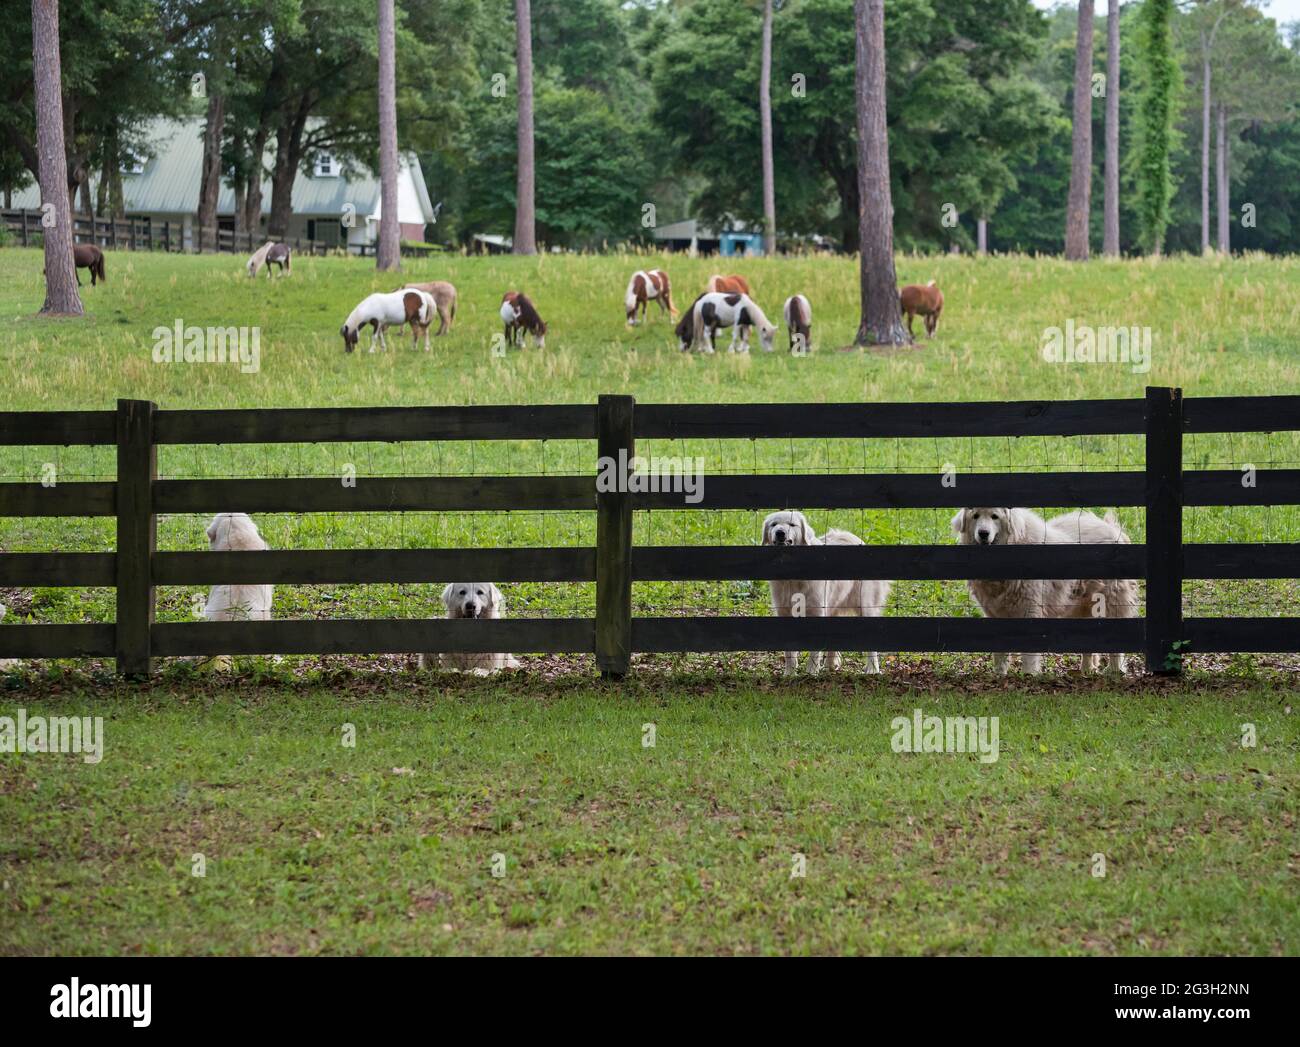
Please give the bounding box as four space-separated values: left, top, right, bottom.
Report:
1 389 1297 679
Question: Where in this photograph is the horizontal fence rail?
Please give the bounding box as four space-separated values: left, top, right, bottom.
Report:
2 390 1300 675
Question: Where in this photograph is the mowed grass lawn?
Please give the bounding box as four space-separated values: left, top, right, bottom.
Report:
1 247 1299 954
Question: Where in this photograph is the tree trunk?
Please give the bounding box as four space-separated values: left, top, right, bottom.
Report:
269 102 309 239
513 0 537 254
1102 0 1120 257
198 91 225 239
1216 100 1229 254
1200 51 1212 253
1064 0 1094 260
376 0 401 270
760 0 776 256
977 218 988 255
244 125 269 235
853 0 907 347
32 0 82 316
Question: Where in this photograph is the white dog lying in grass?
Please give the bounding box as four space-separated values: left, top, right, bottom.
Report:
202 513 274 671
420 583 519 674
951 506 1138 675
762 510 892 676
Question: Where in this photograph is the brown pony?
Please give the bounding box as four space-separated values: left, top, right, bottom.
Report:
624 269 678 325
73 244 105 286
500 291 547 349
899 281 944 338
706 273 750 295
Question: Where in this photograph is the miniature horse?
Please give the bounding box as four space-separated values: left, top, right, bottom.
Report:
73 244 106 286
500 291 547 349
783 294 812 354
247 241 292 278
624 269 678 326
706 273 750 295
899 281 943 338
687 292 777 353
340 290 431 352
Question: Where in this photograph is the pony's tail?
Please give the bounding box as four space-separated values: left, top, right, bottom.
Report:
926 279 936 287
692 298 705 345
96 255 106 283
662 275 678 318
284 250 291 272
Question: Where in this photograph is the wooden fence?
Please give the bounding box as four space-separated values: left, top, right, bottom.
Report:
1 209 443 258
0 389 1298 679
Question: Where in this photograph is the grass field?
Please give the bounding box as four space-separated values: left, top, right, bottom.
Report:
1 246 1299 954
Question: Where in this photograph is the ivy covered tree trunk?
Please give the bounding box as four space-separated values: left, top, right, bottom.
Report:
1064 0 1094 261
376 0 400 270
1136 0 1179 257
1103 0 1120 257
853 0 908 347
513 0 537 255
32 0 82 317
760 0 776 256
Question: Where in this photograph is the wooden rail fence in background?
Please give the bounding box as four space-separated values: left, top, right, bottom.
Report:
1 389 1298 679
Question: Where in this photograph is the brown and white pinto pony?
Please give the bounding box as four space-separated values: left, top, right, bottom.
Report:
782 294 812 354
706 273 751 296
624 269 678 325
72 244 105 286
500 291 547 349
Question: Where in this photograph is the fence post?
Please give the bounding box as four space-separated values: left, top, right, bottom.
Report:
21 209 28 246
1145 386 1184 675
116 399 157 679
595 394 635 679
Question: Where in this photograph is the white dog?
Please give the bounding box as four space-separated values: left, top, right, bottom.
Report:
202 513 274 671
951 507 1138 675
762 510 892 676
0 603 18 669
420 582 519 674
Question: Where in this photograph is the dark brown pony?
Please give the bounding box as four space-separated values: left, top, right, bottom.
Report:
501 291 547 348
73 244 105 286
706 273 750 295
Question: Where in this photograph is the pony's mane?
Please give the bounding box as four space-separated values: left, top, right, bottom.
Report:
741 294 775 332
514 293 544 331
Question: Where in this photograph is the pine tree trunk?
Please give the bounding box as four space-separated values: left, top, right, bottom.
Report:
32 0 82 316
1216 101 1229 254
376 0 401 270
1064 0 1094 261
198 91 225 242
977 218 988 255
1102 0 1120 257
760 0 776 256
853 0 907 347
513 0 537 254
1201 50 1211 253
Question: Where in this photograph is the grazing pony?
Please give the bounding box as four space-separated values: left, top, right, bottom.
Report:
899 280 943 338
624 269 678 326
247 241 292 278
500 291 547 349
72 244 106 286
783 294 812 354
340 290 431 353
706 273 751 295
686 291 777 353
403 281 458 335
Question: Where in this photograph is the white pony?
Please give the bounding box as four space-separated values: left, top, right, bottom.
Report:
341 290 432 353
686 291 777 353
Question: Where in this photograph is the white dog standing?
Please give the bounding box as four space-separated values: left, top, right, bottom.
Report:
762 510 891 676
951 507 1138 675
420 583 519 674
202 513 274 671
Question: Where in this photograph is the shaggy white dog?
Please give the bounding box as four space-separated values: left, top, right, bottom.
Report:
761 510 892 676
202 513 274 670
420 582 519 674
951 507 1138 675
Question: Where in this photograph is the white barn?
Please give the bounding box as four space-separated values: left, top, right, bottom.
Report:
11 117 435 252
